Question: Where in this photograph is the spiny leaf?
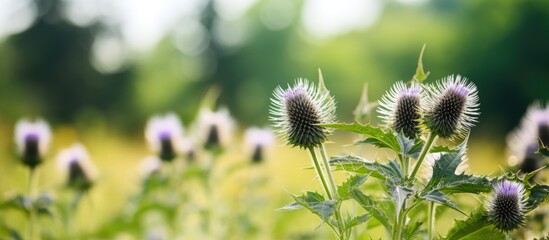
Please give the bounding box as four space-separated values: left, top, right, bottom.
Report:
330 156 403 181
403 221 423 240
338 175 369 201
443 210 504 240
525 185 549 212
279 192 337 223
351 190 391 232
322 122 400 153
421 190 466 215
345 214 369 231
397 133 420 158
536 140 549 158
424 140 491 194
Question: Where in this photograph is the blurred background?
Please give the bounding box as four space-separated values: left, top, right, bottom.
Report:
0 0 548 238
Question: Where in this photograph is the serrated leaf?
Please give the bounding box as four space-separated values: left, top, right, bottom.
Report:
330 156 403 181
351 190 391 232
391 184 413 218
285 192 337 223
525 185 549 211
338 175 368 201
424 140 491 194
443 210 505 240
345 214 369 231
421 190 466 215
322 122 400 153
404 221 423 240
397 133 419 158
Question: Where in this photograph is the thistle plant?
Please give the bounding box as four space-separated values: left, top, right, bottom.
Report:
272 48 549 240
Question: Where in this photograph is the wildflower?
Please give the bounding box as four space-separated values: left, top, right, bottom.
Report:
378 82 422 139
198 107 235 151
57 144 98 191
488 180 526 232
270 78 336 149
145 113 184 162
424 75 479 139
14 118 52 169
244 127 275 163
507 103 549 172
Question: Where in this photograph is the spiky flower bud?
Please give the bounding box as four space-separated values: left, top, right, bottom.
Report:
57 144 98 192
378 82 422 139
197 107 234 151
244 127 274 163
145 113 184 162
270 78 336 149
424 75 479 139
14 118 52 169
507 103 549 172
488 180 526 232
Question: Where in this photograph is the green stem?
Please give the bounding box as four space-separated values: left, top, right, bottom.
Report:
391 202 406 240
319 144 347 240
308 147 342 239
27 168 36 240
409 133 437 180
427 202 436 240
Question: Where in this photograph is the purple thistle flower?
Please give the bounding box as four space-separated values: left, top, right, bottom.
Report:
270 78 336 149
14 118 52 169
244 127 274 163
378 82 422 139
424 75 479 139
145 113 184 162
57 144 98 191
488 180 526 232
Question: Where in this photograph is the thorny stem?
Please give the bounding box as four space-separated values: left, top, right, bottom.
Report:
428 202 436 240
319 144 347 240
410 133 437 180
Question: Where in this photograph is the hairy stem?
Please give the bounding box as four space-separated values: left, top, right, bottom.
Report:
319 144 347 240
410 133 437 179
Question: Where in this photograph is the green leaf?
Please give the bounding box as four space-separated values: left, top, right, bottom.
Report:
391 184 413 218
279 192 336 223
411 44 430 83
351 190 391 232
338 175 369 201
322 122 400 153
330 156 403 181
403 221 423 240
397 133 420 158
424 140 491 194
536 140 549 158
345 214 369 231
443 210 504 240
430 145 457 153
525 185 549 211
421 190 466 215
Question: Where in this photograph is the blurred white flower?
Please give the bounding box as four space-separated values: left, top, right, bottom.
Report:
244 127 274 163
198 107 235 150
57 143 98 191
145 113 184 161
14 118 52 169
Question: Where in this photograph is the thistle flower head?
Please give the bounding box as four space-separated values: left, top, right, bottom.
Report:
424 75 479 139
57 144 98 191
244 127 275 163
145 113 184 162
488 180 527 232
378 82 422 139
198 107 235 150
14 118 52 169
507 103 549 170
270 78 336 149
